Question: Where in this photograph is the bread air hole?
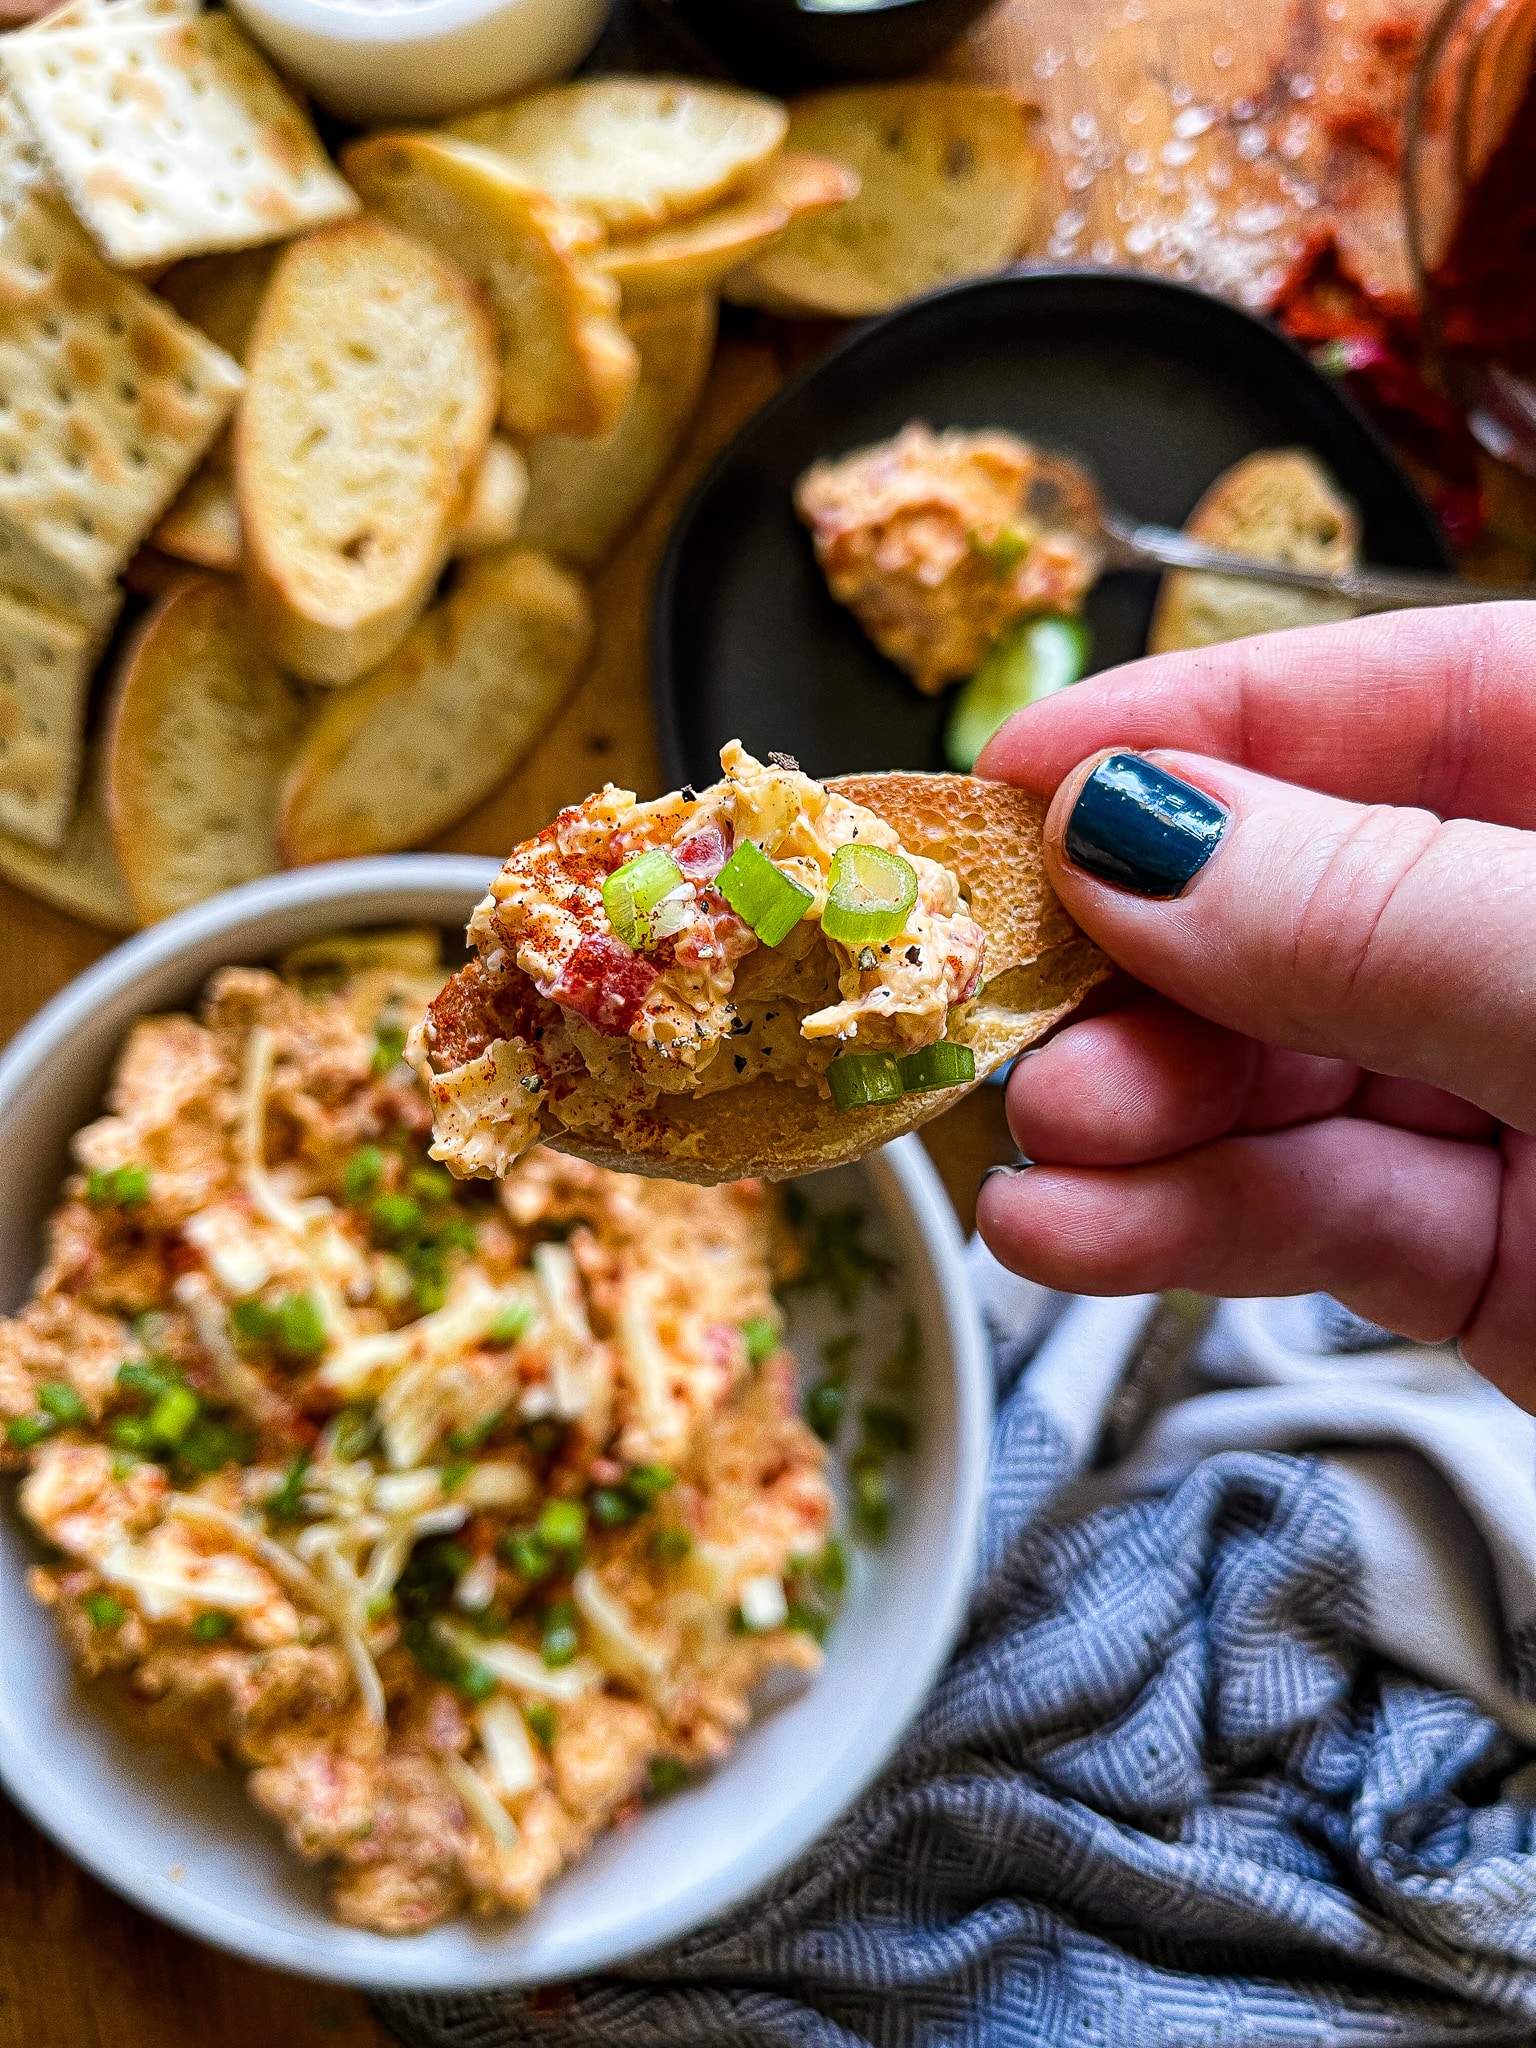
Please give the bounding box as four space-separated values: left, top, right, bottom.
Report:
338 529 375 565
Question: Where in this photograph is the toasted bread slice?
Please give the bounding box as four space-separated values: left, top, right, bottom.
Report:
236 217 500 686
1147 450 1360 654
155 432 530 572
599 152 860 305
279 547 590 863
343 133 638 443
447 78 787 236
724 84 1042 318
426 772 1106 1185
453 438 529 554
519 294 717 570
105 575 312 922
0 734 136 933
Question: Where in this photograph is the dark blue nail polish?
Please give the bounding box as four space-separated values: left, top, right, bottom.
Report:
1064 753 1228 899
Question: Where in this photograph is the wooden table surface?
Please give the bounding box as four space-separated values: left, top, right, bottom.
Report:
0 0 1473 2038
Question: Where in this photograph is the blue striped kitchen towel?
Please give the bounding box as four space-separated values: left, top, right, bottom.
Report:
381 1259 1536 2048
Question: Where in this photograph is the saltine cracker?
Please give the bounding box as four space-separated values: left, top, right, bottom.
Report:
1 12 358 267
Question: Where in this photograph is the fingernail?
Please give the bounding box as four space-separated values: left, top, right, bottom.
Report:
981 1159 1034 1187
1064 753 1228 899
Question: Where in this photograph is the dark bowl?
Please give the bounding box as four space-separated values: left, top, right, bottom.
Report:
671 0 1001 90
652 267 1449 788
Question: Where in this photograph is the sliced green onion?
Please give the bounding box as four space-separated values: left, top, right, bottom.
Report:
446 1407 504 1455
37 1380 88 1426
148 1383 199 1446
716 840 812 947
603 849 686 951
741 1315 779 1367
328 1405 377 1462
191 1611 234 1642
179 1416 255 1474
342 1146 385 1205
85 1592 126 1630
457 1660 498 1704
371 1192 423 1246
275 1292 327 1357
625 1463 676 1505
500 1529 553 1581
826 1052 904 1112
821 845 918 947
85 1163 150 1209
645 1755 690 1800
971 523 1032 575
541 1600 580 1667
269 1448 311 1520
523 1702 558 1747
897 1042 976 1094
408 1164 456 1206
371 1024 407 1075
107 1415 155 1455
487 1303 535 1346
117 1358 176 1399
6 1414 53 1450
591 1486 637 1529
231 1299 278 1346
944 613 1091 772
649 1525 691 1564
804 1380 846 1443
440 1458 472 1494
536 1499 587 1552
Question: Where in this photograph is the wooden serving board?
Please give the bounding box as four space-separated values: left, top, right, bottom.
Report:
0 0 1482 2037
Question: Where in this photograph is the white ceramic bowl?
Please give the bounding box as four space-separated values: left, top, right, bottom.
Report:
226 0 612 124
0 856 990 1991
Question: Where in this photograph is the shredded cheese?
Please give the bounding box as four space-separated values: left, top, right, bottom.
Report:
572 1566 668 1683
441 1751 519 1852
476 1697 540 1799
168 1493 386 1724
437 1623 601 1702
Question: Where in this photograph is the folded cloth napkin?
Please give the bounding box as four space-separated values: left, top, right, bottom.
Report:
380 1255 1536 2048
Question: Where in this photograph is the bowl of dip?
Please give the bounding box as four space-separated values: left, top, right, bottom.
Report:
226 0 613 124
0 855 991 1988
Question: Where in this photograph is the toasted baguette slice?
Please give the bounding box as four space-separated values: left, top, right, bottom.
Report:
0 736 136 934
724 85 1042 317
446 78 788 235
599 152 859 305
428 772 1107 1185
518 294 717 570
1147 450 1360 654
237 217 500 686
105 575 311 923
453 438 529 554
279 548 590 863
155 432 530 572
343 133 638 443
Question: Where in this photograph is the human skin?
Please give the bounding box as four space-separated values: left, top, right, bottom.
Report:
972 600 1536 1413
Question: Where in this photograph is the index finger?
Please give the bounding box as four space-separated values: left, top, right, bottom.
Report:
976 600 1536 826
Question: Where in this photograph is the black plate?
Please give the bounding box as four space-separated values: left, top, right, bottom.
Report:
653 269 1449 787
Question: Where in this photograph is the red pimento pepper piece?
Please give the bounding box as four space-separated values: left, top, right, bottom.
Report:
675 824 732 883
543 935 659 1036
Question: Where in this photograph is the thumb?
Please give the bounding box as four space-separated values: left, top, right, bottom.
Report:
1042 749 1536 1132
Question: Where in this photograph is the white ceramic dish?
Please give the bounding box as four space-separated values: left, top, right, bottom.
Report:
0 856 990 1991
226 0 611 124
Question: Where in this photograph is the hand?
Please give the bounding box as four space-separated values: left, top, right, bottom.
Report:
974 600 1536 1411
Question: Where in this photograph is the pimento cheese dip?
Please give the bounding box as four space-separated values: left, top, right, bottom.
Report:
412 743 985 1178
